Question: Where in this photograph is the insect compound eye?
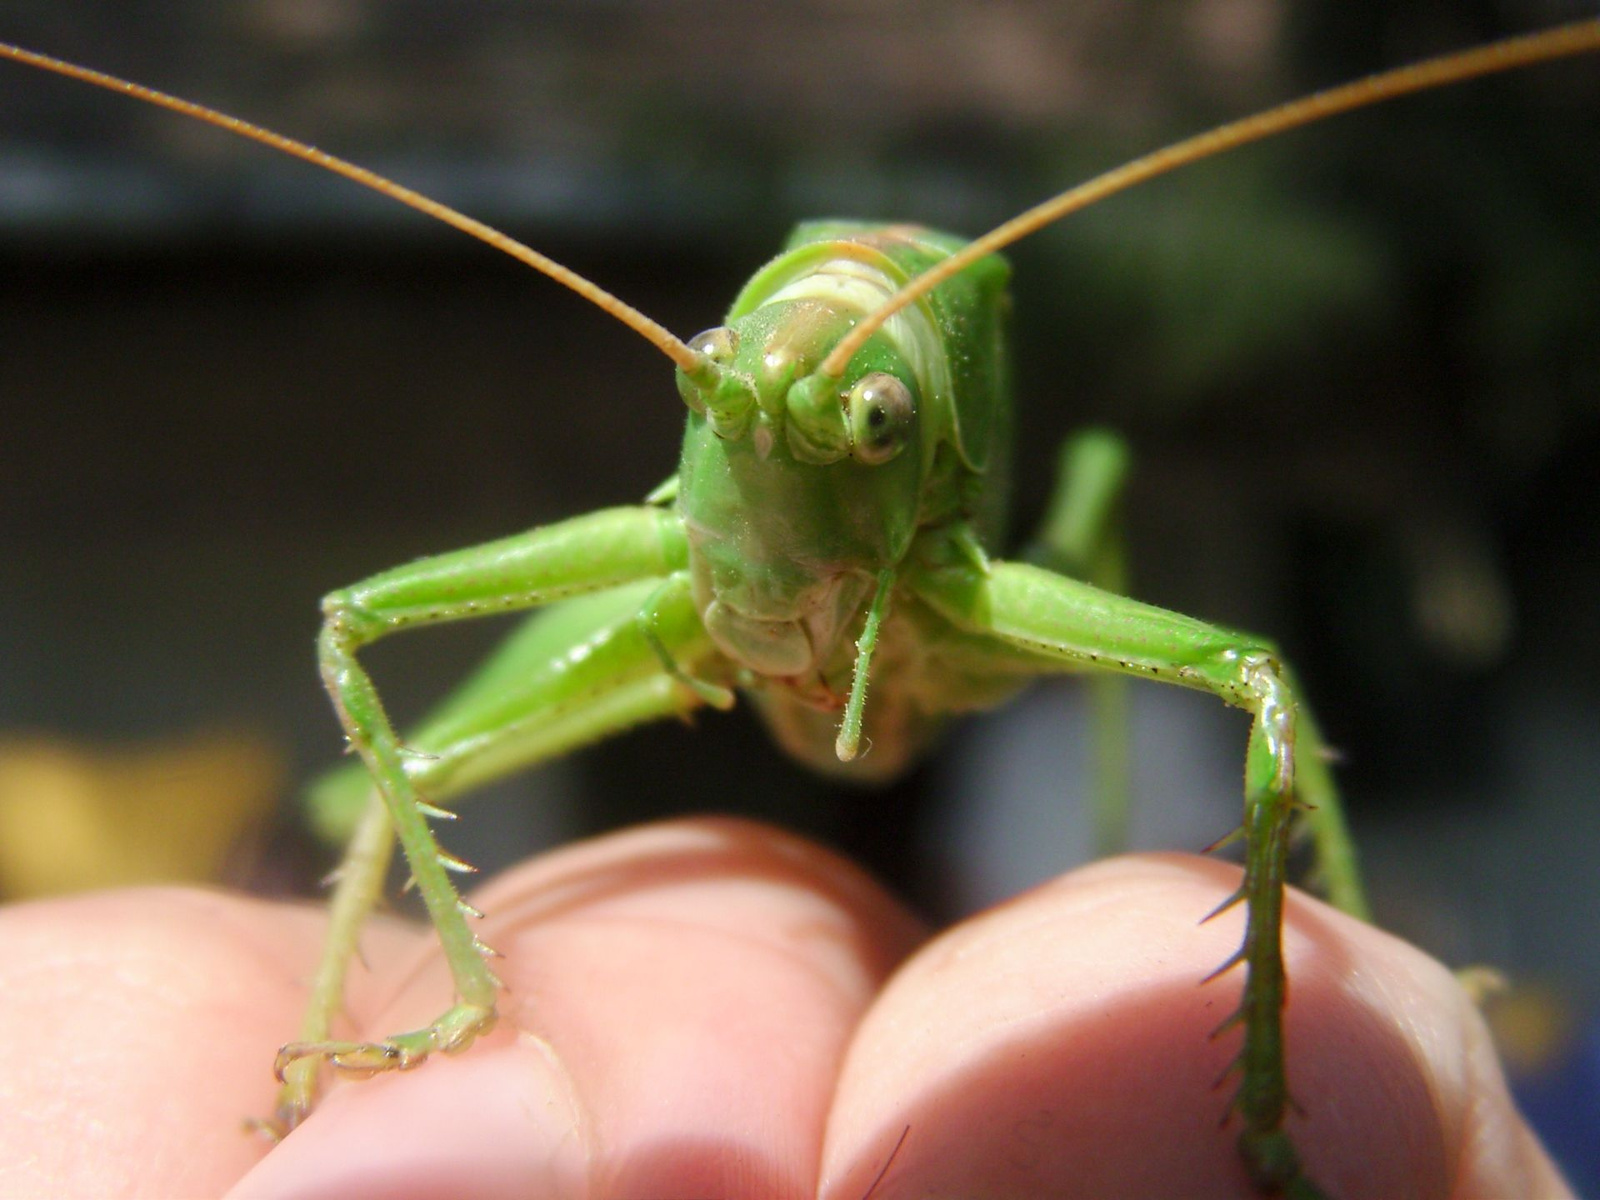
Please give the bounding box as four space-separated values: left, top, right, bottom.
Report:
845 372 915 465
687 326 739 365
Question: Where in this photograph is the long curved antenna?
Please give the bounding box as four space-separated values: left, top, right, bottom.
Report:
0 42 704 374
822 18 1600 379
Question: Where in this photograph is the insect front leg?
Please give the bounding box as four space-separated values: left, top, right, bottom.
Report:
908 542 1364 1196
270 789 392 1132
1021 432 1367 914
274 570 719 1129
282 506 694 1096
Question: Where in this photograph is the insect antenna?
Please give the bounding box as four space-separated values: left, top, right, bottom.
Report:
822 17 1600 379
0 42 705 375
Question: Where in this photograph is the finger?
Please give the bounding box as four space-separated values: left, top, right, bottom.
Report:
0 887 411 1198
820 853 1568 1200
236 817 925 1200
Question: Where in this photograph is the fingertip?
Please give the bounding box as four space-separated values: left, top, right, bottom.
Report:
227 1036 588 1200
822 853 1543 1200
0 889 356 1197
1445 984 1575 1199
262 818 926 1199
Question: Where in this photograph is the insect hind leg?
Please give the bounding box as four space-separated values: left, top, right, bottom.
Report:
1024 427 1131 583
1026 428 1134 854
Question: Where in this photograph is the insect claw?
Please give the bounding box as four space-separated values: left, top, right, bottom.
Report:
242 1115 287 1145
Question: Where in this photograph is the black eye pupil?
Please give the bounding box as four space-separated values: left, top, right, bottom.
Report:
867 406 886 428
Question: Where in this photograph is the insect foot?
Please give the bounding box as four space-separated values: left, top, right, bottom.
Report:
274 1001 499 1083
1240 1127 1327 1200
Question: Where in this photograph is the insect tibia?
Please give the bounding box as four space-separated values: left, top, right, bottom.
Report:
1240 1128 1330 1200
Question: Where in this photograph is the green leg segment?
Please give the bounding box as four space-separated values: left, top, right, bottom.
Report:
1026 429 1134 855
1289 697 1368 923
272 789 394 1129
273 507 712 1127
909 538 1364 1197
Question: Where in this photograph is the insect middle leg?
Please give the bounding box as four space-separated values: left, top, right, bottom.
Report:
279 507 714 1117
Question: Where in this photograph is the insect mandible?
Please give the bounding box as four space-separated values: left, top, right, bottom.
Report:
2 13 1598 1199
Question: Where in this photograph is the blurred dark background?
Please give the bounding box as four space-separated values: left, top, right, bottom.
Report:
1 0 1597 1185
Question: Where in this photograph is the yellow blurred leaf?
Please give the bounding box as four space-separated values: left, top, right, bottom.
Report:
0 731 282 897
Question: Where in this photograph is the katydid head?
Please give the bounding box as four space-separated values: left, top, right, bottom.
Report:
673 298 927 679
676 305 918 467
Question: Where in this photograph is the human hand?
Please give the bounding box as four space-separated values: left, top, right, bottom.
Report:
0 817 1568 1198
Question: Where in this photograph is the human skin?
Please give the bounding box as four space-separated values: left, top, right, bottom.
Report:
0 817 1568 1199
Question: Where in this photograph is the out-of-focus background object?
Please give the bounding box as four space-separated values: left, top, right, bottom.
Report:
0 731 280 895
1 1 1596 1188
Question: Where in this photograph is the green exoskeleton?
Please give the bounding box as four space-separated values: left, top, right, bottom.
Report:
4 20 1597 1198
